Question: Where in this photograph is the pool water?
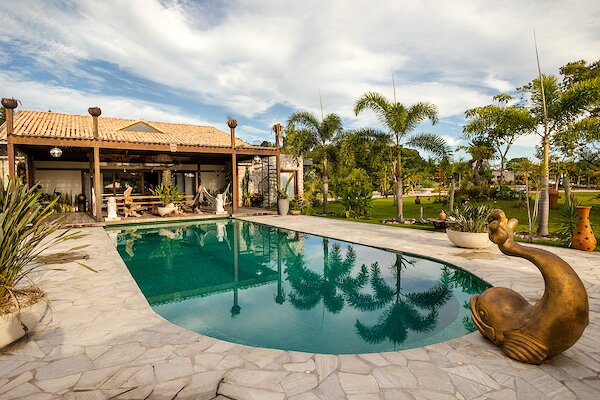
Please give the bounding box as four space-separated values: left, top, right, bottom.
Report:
110 219 490 354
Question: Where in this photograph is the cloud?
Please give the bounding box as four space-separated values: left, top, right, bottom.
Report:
0 0 598 153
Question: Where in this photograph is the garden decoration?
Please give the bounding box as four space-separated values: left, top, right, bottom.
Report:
572 206 596 252
201 183 231 215
123 186 142 218
470 209 589 364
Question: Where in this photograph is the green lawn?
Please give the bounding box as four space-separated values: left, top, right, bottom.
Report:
320 191 600 248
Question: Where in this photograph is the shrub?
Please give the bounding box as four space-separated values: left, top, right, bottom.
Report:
555 201 578 244
450 203 491 233
337 169 373 219
250 192 265 207
0 179 83 303
151 184 183 206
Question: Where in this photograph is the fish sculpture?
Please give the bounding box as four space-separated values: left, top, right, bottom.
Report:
470 209 589 364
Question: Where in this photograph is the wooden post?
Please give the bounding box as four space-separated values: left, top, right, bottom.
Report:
26 154 34 188
228 119 238 213
88 107 102 221
2 98 18 181
93 145 102 221
273 123 282 190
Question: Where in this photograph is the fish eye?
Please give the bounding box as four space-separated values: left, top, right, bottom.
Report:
479 308 488 320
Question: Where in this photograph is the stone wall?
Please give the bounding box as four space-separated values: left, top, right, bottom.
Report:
237 154 303 207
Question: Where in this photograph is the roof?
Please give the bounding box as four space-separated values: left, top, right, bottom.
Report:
0 110 250 148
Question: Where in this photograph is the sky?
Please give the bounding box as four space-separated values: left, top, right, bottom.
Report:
0 0 598 161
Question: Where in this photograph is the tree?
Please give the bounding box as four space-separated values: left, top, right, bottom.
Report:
354 92 449 221
333 128 393 193
458 138 495 188
286 111 343 214
463 94 535 186
521 59 600 235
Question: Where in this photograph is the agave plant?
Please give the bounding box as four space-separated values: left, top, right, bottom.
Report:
450 203 491 233
151 184 183 207
0 179 83 306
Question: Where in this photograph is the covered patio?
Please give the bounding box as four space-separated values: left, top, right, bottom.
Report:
1 100 299 222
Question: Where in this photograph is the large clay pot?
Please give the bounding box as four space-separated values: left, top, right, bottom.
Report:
446 229 491 249
572 206 597 251
158 204 177 216
549 188 559 209
0 296 48 349
277 198 289 216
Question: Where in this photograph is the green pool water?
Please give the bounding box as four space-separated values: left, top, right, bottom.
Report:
109 219 490 354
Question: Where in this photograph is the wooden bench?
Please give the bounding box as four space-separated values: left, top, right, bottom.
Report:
102 194 196 214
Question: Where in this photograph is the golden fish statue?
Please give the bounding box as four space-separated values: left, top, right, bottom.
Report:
470 209 589 364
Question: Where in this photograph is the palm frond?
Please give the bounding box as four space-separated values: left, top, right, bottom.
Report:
354 92 391 126
405 133 452 159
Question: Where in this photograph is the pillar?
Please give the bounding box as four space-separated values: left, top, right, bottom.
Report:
2 98 18 181
273 123 283 189
88 107 103 221
26 154 34 188
228 118 238 213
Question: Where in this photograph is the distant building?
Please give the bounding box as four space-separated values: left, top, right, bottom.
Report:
492 170 515 184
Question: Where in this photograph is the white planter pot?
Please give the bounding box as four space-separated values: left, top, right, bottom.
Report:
158 206 176 217
446 229 491 249
0 296 48 349
277 199 289 216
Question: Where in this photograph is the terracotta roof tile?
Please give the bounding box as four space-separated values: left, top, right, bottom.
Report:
0 110 250 148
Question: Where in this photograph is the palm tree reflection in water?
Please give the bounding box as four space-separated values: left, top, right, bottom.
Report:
286 239 454 348
286 238 357 329
440 265 491 332
348 254 452 349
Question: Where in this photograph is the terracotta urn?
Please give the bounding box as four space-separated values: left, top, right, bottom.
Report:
572 206 597 251
439 210 447 220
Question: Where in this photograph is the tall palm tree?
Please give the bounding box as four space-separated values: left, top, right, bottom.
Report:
354 92 449 221
286 111 343 214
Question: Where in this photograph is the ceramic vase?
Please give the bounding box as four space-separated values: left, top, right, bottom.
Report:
277 199 289 216
439 210 447 220
572 206 597 252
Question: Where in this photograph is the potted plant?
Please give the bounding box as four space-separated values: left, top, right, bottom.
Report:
152 184 183 216
277 175 294 216
0 179 84 348
446 203 492 249
290 196 303 215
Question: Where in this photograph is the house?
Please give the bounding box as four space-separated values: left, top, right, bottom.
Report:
491 169 515 184
0 99 302 220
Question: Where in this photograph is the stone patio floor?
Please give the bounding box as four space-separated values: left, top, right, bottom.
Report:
0 215 599 399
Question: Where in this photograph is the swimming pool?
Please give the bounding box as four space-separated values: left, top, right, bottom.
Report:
109 219 490 354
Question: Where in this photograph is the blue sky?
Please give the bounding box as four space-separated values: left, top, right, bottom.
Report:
0 0 598 161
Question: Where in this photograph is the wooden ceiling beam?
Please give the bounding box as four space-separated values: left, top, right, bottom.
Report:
10 136 280 156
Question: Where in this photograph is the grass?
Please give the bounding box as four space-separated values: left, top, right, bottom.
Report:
318 191 600 249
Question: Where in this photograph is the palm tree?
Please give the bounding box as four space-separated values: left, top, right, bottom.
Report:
522 68 600 235
354 92 449 221
286 111 343 214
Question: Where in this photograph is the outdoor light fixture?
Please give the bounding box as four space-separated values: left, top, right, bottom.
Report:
50 147 62 158
185 173 195 178
253 155 261 163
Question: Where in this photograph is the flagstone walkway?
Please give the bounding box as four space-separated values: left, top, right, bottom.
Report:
0 215 598 399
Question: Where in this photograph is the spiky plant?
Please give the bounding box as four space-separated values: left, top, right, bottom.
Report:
450 204 491 233
0 179 83 306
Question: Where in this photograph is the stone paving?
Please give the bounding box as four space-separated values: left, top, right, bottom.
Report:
0 215 599 399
